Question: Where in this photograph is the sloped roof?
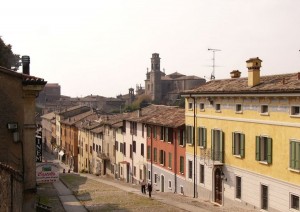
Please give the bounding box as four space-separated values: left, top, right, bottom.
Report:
0 66 46 86
125 105 185 128
183 72 300 95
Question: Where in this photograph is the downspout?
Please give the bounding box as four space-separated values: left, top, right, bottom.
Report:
192 95 196 198
174 127 177 193
150 126 153 185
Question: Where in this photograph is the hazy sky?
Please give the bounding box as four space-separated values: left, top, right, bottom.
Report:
1 0 300 97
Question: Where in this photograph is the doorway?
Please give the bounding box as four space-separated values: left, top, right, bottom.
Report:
214 168 222 205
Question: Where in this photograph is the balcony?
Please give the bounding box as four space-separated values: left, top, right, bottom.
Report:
211 150 224 164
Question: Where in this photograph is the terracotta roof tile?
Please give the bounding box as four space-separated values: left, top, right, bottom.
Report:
183 72 300 95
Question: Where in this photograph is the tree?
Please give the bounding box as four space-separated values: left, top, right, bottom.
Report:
0 36 21 70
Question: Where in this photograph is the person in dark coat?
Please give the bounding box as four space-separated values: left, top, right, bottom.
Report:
147 182 152 198
141 180 146 194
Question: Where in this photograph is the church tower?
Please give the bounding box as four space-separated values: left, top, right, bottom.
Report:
149 53 162 102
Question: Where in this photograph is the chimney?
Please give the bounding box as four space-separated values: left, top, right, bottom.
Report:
246 57 262 87
230 70 241 78
21 55 30 75
137 108 142 117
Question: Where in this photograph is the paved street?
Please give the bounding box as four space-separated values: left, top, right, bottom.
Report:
37 150 258 212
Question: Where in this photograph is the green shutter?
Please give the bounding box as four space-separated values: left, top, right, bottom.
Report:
180 156 184 173
165 127 168 142
211 129 215 160
185 126 188 144
267 137 272 164
197 127 200 146
290 141 295 169
295 142 300 170
203 128 207 148
220 131 224 163
240 134 245 158
232 132 235 155
255 136 260 161
192 126 194 145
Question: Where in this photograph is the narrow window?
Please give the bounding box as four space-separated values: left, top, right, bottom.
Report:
168 152 172 169
180 156 184 173
147 146 150 159
188 102 193 110
215 103 221 111
141 143 144 156
154 173 157 184
197 127 207 148
200 164 204 184
200 103 205 110
236 104 242 113
261 184 268 210
154 148 157 162
291 194 300 210
133 141 136 153
188 160 193 179
130 144 132 158
168 180 172 189
133 166 136 177
236 176 242 199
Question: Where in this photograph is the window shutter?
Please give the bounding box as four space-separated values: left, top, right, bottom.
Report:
197 127 200 146
192 126 194 145
220 131 224 163
185 126 188 144
255 136 260 161
165 127 168 142
267 137 272 164
211 129 215 160
232 132 235 155
290 141 295 169
203 128 207 148
240 133 245 158
296 143 300 170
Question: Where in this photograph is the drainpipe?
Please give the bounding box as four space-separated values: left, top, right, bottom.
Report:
191 95 197 198
174 127 177 193
150 126 153 185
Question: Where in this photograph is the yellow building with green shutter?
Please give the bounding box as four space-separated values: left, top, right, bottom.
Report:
182 57 300 211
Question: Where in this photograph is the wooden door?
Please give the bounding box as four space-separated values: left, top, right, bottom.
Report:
214 168 222 204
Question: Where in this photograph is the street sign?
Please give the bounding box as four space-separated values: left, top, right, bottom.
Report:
36 162 59 183
36 135 42 162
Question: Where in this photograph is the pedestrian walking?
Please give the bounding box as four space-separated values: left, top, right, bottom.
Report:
141 180 146 194
147 182 152 198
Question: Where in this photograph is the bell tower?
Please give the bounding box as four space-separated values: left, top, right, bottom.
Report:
149 53 162 102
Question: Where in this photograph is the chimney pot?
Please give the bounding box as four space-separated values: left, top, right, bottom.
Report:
21 55 30 75
230 70 241 78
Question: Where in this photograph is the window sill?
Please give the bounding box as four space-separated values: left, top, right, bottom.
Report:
260 112 269 116
234 155 242 158
179 172 184 175
234 198 242 202
168 167 172 170
188 143 194 146
288 168 300 173
235 111 243 114
200 109 205 112
290 115 300 118
259 161 270 165
215 110 222 113
179 145 185 148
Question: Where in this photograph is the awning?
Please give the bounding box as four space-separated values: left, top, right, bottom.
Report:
59 150 64 156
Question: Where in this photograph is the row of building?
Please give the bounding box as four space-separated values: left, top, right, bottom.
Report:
41 57 300 212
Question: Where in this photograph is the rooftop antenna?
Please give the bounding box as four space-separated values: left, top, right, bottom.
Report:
208 48 221 80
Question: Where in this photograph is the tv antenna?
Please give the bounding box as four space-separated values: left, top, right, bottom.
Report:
208 48 221 80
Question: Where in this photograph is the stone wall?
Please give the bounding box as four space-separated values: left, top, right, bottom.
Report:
0 163 23 212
